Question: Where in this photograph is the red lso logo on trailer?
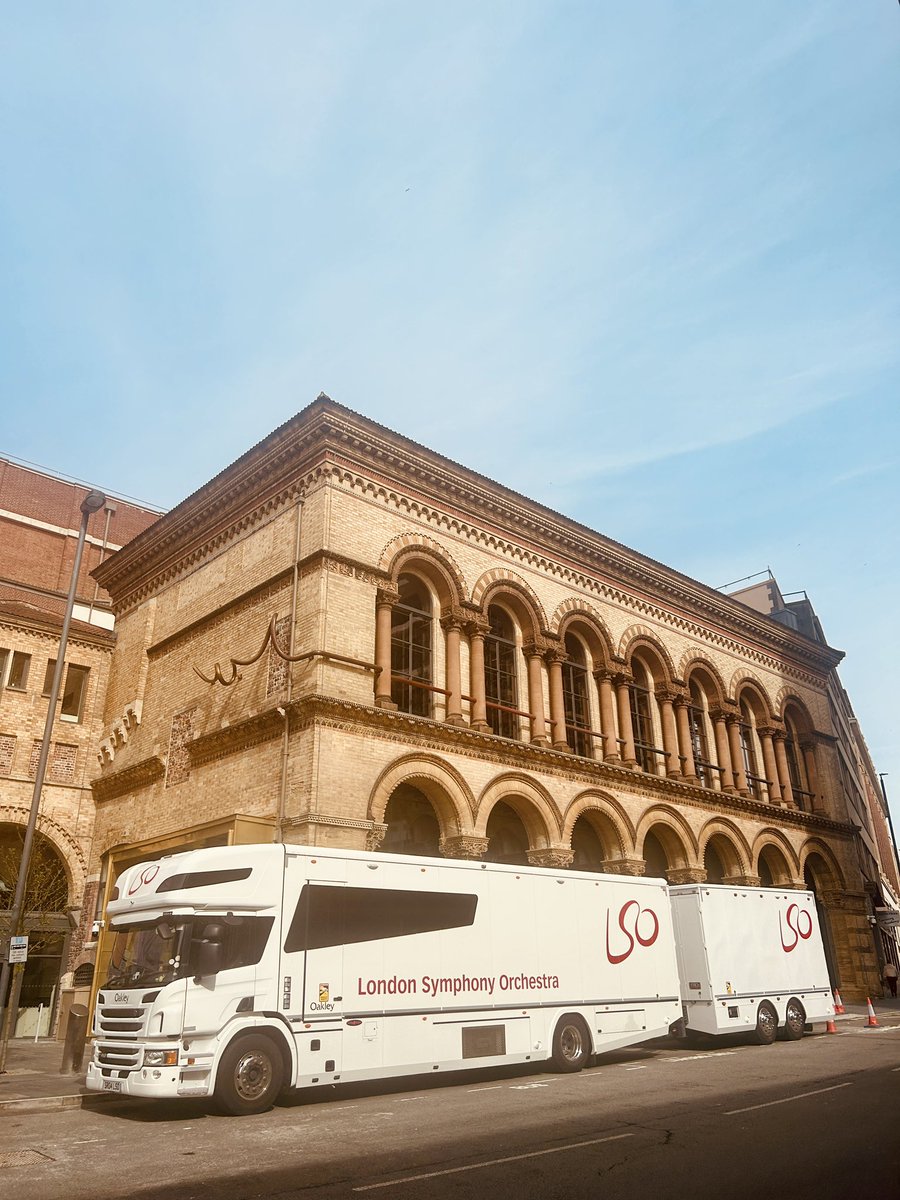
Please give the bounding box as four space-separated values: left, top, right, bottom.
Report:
779 902 813 953
606 900 659 964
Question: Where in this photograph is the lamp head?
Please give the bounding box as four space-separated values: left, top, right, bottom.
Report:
81 490 107 515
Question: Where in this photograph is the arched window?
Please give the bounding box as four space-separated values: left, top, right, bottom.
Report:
390 574 433 717
629 658 660 773
484 606 520 739
784 711 811 810
562 633 593 757
687 680 714 787
739 699 762 798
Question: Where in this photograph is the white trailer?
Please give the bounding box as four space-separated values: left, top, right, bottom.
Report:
86 844 683 1114
669 883 834 1044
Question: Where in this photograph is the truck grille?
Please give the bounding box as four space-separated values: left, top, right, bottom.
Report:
94 991 156 1075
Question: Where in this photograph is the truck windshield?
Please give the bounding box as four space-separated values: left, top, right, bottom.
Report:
102 915 275 989
103 920 186 989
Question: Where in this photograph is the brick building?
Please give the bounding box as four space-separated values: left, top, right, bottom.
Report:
0 457 160 1033
89 397 888 1001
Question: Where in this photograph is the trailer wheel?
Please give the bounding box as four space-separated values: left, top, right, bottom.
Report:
783 998 805 1041
551 1014 591 1072
214 1033 284 1116
754 1001 778 1046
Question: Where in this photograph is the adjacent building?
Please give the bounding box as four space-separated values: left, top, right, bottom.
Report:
0 457 160 1034
84 397 893 1002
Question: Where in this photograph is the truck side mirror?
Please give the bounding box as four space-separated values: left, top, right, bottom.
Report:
193 923 225 978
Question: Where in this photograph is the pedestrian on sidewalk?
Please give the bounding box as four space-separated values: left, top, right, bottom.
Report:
883 960 898 998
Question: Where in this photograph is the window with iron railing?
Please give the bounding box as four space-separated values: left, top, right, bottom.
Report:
562 635 593 758
390 574 433 717
484 606 520 740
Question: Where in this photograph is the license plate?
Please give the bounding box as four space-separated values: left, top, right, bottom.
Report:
102 1079 123 1092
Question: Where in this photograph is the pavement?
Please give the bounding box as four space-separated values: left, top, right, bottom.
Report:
1 996 898 1114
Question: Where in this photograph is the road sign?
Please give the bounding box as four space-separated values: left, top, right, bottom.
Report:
8 935 28 964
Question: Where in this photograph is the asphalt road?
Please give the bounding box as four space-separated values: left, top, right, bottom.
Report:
3 1020 899 1200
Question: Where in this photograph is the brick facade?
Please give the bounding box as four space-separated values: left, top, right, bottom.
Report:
0 457 160 1017
89 398 885 1001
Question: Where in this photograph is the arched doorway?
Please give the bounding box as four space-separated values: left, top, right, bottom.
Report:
0 825 70 1036
380 785 441 857
703 842 726 883
485 802 530 866
570 816 607 872
804 853 839 988
642 831 670 881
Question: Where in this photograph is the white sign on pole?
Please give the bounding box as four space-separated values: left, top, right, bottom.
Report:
8 935 28 964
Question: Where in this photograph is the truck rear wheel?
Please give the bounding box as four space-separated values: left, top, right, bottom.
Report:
754 1001 778 1046
783 998 805 1041
551 1014 591 1072
214 1033 284 1116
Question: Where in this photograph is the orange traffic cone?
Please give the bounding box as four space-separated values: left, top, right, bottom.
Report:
825 1018 838 1034
833 989 845 1014
865 997 879 1027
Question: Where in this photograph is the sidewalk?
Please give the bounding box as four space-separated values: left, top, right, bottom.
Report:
1 998 898 1114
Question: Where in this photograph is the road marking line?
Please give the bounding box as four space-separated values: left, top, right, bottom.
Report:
725 1083 852 1115
398 1097 425 1103
625 1065 647 1071
467 1085 503 1093
352 1133 634 1191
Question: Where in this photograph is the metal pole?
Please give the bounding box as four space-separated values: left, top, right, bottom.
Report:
0 489 105 1073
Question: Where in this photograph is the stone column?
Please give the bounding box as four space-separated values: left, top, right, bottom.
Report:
757 727 782 804
726 715 750 796
546 650 569 750
655 688 681 778
374 586 399 709
614 674 638 767
440 835 490 860
773 731 795 808
440 614 466 726
526 848 575 869
674 695 697 781
523 643 550 746
466 620 490 733
366 824 388 851
594 669 619 762
710 707 735 793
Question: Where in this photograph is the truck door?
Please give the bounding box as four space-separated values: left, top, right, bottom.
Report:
282 866 345 1081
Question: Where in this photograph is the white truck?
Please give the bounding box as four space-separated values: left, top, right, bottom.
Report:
85 843 683 1114
670 883 835 1044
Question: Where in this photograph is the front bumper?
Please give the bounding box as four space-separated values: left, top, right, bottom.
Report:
86 1056 212 1099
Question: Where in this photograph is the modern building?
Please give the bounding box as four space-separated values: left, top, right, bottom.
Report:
0 456 160 1034
86 397 888 1002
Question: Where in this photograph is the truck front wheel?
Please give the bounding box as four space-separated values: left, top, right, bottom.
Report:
754 1001 778 1046
551 1014 591 1072
214 1033 284 1116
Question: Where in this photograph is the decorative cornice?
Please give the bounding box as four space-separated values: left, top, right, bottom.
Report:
189 708 286 766
91 398 844 678
91 756 165 803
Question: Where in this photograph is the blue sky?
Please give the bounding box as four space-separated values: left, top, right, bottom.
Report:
2 3 898 833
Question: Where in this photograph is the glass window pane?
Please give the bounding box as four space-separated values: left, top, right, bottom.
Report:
61 664 89 720
8 652 30 690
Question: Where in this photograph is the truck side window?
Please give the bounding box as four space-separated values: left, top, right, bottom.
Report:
284 885 478 952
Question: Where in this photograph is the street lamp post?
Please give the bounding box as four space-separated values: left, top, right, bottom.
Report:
0 489 106 1073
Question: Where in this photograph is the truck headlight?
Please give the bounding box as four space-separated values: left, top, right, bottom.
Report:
143 1049 178 1067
